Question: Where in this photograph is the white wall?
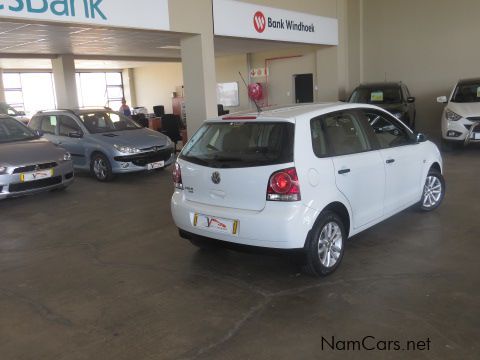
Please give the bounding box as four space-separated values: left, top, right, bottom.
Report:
361 0 480 135
215 54 250 112
132 62 183 114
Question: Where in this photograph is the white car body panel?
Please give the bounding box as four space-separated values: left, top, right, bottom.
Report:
171 103 443 249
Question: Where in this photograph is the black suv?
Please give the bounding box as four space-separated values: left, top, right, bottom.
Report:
348 82 416 129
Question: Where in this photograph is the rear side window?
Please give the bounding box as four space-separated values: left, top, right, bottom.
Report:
41 115 58 135
311 111 371 157
180 122 295 168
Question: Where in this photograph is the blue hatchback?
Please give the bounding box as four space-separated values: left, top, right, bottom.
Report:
29 109 175 181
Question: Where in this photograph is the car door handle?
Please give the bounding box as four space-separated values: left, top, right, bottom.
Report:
338 169 351 175
386 159 395 164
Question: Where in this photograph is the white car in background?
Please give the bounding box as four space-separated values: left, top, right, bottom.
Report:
438 78 480 149
0 102 30 125
171 103 445 277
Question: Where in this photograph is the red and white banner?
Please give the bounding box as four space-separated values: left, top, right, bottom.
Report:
213 0 338 45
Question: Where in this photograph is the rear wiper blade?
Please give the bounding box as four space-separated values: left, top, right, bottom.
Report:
212 156 243 162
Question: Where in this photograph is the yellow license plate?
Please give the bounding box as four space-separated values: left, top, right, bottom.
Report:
20 169 54 182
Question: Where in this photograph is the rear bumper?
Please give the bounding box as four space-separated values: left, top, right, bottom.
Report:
0 162 74 200
171 191 319 249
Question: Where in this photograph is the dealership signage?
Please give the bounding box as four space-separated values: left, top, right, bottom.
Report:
213 0 338 45
0 0 170 31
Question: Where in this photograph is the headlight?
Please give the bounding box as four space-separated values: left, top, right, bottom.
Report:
165 137 173 148
392 112 403 119
63 153 72 161
0 166 7 174
114 144 142 154
445 109 462 121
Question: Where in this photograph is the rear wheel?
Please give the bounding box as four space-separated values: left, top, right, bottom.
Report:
90 153 114 182
419 169 445 212
303 211 346 277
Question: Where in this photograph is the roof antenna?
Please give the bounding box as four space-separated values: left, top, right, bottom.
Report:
239 72 262 113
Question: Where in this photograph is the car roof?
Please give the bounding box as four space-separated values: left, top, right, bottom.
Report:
34 108 115 116
457 78 480 86
207 102 384 122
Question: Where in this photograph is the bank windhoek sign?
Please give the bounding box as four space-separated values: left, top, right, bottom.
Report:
213 0 338 45
0 0 170 31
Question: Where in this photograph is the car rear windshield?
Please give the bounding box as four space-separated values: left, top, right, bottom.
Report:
79 111 141 134
451 83 480 103
180 122 295 168
350 87 402 104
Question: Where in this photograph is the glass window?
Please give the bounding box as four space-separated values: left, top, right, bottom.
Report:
59 116 82 137
41 115 58 135
78 111 140 133
0 117 36 143
363 111 411 148
106 72 122 86
314 111 371 156
180 122 295 168
451 83 480 103
76 72 124 109
350 87 402 104
3 73 21 89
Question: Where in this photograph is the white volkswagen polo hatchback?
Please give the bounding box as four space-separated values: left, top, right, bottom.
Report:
171 103 445 276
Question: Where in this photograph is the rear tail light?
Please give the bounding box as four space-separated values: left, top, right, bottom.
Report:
172 162 183 190
267 167 301 202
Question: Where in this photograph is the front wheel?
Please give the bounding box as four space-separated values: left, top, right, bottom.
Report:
90 153 114 182
419 169 445 211
303 211 346 277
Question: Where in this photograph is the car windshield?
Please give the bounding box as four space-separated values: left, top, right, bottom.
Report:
180 122 295 168
350 87 402 104
451 83 480 103
79 111 142 134
0 117 37 143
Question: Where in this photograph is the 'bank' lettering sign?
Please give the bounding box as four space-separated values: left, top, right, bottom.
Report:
0 0 170 31
213 0 338 45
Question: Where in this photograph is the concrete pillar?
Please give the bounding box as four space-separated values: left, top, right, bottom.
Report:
122 68 137 107
180 34 217 136
0 68 6 103
51 55 78 109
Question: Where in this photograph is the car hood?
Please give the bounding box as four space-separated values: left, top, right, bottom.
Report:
0 138 66 167
90 128 169 149
447 102 480 117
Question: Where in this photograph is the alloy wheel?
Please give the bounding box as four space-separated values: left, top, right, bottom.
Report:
423 175 442 208
317 222 343 268
93 158 108 180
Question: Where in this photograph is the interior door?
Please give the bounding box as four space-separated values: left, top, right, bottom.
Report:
362 109 424 214
294 74 314 103
319 110 385 228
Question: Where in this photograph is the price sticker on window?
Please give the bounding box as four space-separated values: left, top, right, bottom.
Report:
371 91 384 102
477 87 480 98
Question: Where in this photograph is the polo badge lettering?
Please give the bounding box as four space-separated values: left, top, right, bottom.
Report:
253 11 266 33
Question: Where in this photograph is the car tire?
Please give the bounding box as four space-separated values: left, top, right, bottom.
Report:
419 168 445 212
90 153 115 182
302 210 346 277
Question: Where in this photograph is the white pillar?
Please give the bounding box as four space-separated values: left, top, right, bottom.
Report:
180 34 217 137
0 68 6 103
51 55 78 109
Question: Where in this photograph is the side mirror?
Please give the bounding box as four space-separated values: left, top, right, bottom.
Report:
17 111 26 116
69 131 83 139
437 96 448 104
416 133 427 143
407 97 416 103
34 130 44 137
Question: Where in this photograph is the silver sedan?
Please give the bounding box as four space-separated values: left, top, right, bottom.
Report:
0 116 74 199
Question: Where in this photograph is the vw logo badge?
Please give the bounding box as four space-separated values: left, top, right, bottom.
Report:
211 172 221 184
